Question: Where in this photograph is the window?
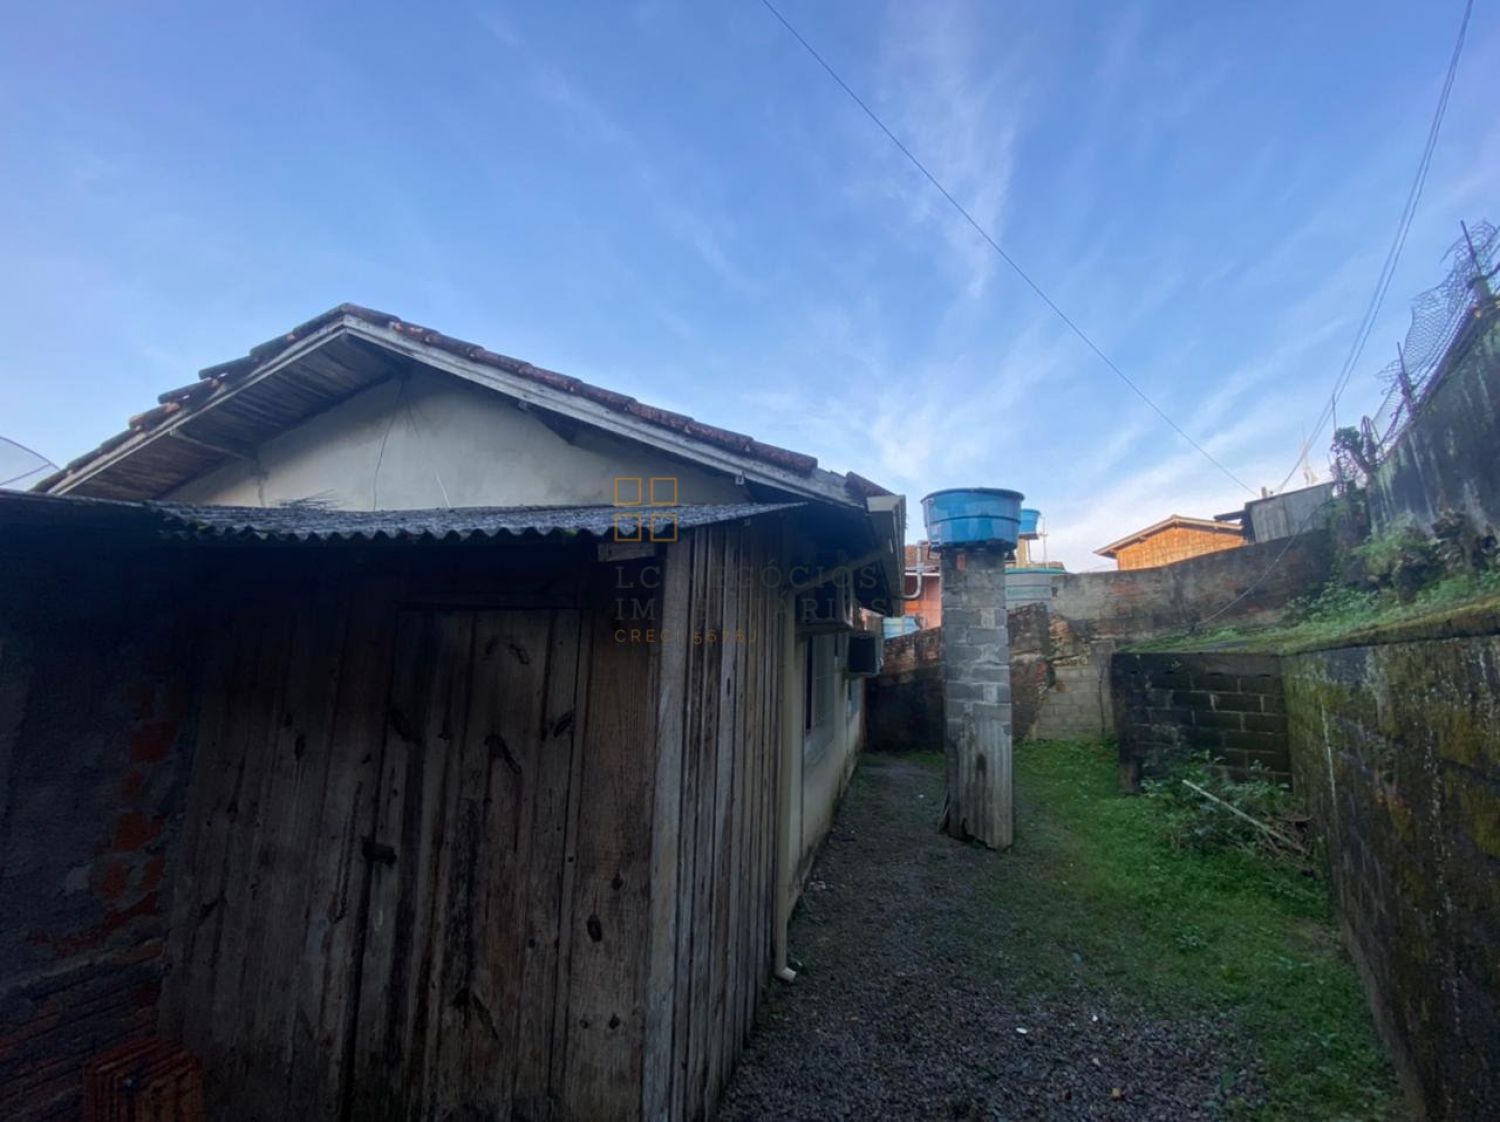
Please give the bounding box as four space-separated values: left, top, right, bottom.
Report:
802 635 834 755
839 634 859 718
802 637 817 733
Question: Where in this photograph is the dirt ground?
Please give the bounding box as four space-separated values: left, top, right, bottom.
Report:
717 752 1305 1121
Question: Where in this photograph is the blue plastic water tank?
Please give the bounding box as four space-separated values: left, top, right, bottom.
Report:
1019 508 1041 538
921 488 1025 548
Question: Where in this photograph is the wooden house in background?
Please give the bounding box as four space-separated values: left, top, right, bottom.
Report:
0 305 903 1121
1094 514 1244 571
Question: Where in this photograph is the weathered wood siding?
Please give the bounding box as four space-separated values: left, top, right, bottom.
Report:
642 522 785 1122
154 549 602 1120
4 519 792 1122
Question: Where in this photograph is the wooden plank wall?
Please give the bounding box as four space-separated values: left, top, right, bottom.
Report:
159 554 396 1118
158 546 606 1121
72 524 788 1122
639 521 786 1122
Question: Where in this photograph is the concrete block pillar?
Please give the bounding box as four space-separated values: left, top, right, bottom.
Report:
940 545 1013 849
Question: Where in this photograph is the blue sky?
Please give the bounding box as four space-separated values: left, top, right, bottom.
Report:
1 1 1495 568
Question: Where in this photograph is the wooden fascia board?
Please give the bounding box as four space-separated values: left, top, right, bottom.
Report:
49 320 351 495
344 318 863 510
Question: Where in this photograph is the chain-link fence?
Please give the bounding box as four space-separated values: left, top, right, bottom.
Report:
1334 220 1497 489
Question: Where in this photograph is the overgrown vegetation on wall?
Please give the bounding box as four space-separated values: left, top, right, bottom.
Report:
1133 500 1500 654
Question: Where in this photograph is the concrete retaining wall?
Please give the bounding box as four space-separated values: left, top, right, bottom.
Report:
1027 531 1332 742
1369 307 1500 540
1286 633 1500 1121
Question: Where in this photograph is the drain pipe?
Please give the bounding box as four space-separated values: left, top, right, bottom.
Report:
901 539 932 601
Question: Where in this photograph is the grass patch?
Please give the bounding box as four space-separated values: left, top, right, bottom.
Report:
937 740 1399 1120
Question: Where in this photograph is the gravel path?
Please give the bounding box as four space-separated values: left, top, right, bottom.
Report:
717 754 1254 1121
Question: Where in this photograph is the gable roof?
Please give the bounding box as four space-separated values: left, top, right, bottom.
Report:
36 303 893 507
1094 514 1244 558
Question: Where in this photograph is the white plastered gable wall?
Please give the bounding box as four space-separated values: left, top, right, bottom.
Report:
167 366 748 510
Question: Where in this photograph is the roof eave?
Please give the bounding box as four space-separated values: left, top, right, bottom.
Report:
42 311 873 512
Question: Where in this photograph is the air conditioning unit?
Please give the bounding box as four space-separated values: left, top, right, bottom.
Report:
845 632 883 677
796 572 855 633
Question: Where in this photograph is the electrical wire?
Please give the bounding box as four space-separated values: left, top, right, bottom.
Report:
0 434 58 489
1193 495 1334 630
1196 0 1474 628
1274 0 1474 493
0 463 52 489
757 0 1254 494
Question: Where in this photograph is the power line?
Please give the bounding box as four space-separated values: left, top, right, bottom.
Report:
1194 495 1333 630
0 434 58 489
0 463 51 489
1275 0 1474 493
757 0 1253 495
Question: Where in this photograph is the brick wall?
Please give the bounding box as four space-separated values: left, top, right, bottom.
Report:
1286 635 1500 1121
1111 525 1244 570
0 541 199 1119
1111 652 1289 789
901 578 942 631
1053 529 1333 638
901 545 942 630
1021 531 1333 743
867 629 943 753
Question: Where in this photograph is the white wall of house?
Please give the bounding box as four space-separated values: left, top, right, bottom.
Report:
793 631 865 883
169 370 747 509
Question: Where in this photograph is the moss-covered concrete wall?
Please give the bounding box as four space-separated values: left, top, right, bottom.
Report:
1369 305 1500 540
1286 636 1500 1121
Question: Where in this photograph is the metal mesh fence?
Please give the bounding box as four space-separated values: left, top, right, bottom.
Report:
1334 220 1497 488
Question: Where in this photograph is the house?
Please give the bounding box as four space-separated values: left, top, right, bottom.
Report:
1241 482 1336 542
901 541 943 629
1094 514 1244 571
0 305 903 1121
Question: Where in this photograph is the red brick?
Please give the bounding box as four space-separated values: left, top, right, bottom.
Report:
112 812 162 853
129 719 177 763
96 861 130 902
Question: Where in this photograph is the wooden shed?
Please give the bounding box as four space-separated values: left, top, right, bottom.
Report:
0 494 893 1120
2 305 904 1121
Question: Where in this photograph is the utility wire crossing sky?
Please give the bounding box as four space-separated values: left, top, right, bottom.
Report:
0 1 1495 568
